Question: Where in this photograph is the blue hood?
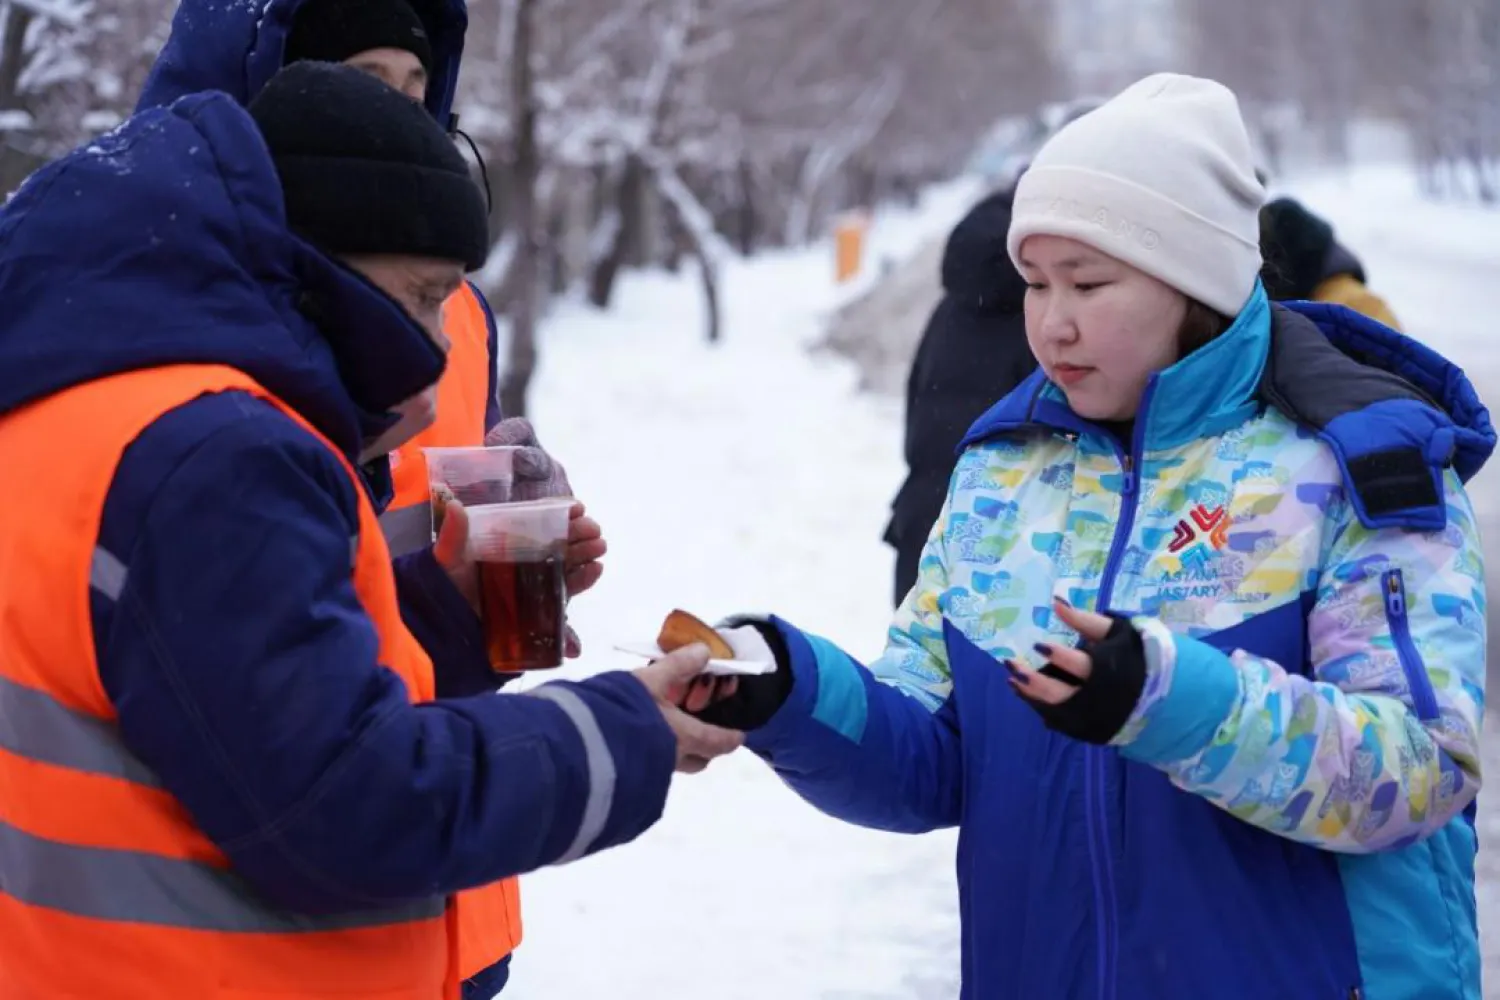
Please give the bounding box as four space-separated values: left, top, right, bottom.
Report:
1285 300 1494 479
0 91 445 456
137 0 469 125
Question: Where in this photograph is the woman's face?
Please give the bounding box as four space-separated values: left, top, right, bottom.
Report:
1019 235 1187 421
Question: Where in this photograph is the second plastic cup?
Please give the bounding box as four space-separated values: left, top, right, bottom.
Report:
466 497 574 673
423 446 517 540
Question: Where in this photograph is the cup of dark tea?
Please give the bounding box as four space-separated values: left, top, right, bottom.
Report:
466 497 574 672
423 446 518 541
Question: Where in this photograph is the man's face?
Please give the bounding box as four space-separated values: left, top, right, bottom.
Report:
342 253 465 461
344 47 428 103
344 254 464 344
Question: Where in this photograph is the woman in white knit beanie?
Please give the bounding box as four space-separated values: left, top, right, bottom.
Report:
1005 73 1267 419
693 73 1491 999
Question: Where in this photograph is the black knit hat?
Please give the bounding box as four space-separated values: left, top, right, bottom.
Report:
284 0 434 76
1259 197 1335 302
249 61 489 271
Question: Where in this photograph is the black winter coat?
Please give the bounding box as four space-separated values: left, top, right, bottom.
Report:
884 188 1036 605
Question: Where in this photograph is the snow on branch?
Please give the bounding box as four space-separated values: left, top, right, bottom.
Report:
561 0 655 69
648 152 734 264
783 68 903 243
646 151 729 343
636 0 695 138
12 0 87 26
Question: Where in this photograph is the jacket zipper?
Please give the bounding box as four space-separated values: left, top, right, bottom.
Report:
1381 569 1439 720
1085 379 1153 1000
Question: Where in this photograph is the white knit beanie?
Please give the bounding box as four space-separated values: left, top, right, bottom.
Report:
1007 73 1265 316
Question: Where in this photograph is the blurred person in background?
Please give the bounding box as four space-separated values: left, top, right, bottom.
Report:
885 185 1035 605
1260 195 1403 329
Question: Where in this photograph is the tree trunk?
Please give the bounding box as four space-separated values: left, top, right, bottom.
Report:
694 239 721 344
734 156 757 256
667 211 721 343
547 206 569 295
0 5 32 110
498 0 541 419
1469 141 1497 204
693 247 717 347
586 154 643 308
649 158 730 344
0 4 36 192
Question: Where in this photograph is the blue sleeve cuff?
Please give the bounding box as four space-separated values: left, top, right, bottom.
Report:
1116 628 1241 766
739 617 962 833
392 549 495 698
746 617 869 752
524 671 675 858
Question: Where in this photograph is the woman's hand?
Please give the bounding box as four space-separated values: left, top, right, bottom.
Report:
1006 599 1148 745
1008 600 1111 703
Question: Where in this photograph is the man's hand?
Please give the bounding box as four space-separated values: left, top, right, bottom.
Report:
565 502 606 597
485 418 605 639
432 494 602 656
634 645 744 774
485 417 572 501
560 503 607 658
431 497 478 611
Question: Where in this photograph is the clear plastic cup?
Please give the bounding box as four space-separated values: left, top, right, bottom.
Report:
423 446 517 540
467 498 574 672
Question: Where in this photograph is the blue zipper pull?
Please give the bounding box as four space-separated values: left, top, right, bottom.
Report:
1383 570 1405 618
1121 455 1136 496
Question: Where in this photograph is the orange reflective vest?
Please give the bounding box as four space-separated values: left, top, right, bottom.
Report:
380 282 525 978
383 282 496 556
0 364 459 999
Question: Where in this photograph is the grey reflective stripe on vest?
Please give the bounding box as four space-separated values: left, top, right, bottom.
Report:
0 678 444 932
89 546 127 601
525 686 617 864
0 673 161 787
0 816 444 932
379 503 434 559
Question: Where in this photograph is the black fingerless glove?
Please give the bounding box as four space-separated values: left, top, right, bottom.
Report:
689 620 794 732
1026 613 1147 746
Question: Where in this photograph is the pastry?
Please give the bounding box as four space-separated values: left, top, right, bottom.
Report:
656 609 734 660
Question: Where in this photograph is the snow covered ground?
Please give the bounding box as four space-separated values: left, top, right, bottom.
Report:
495 167 1500 999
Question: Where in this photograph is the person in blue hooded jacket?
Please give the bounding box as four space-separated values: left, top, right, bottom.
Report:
137 5 598 992
137 0 607 596
688 74 1492 1000
0 61 741 997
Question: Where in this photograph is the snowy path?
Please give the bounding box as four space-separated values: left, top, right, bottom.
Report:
492 170 1500 998
499 195 971 999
